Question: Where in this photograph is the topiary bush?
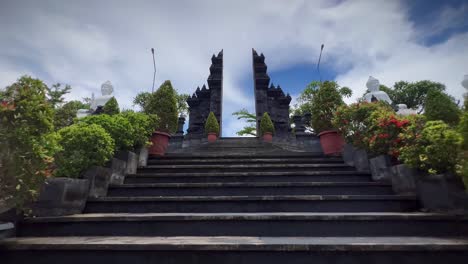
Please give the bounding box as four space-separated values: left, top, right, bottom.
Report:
121 110 159 148
55 123 115 178
259 112 275 135
145 80 178 133
332 101 392 149
424 90 461 126
78 114 134 152
399 120 462 175
102 97 120 115
204 112 220 135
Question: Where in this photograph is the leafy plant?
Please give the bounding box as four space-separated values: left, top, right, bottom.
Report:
134 90 188 117
424 90 461 126
259 112 275 135
102 97 120 115
55 123 114 178
121 110 159 148
204 112 220 135
332 101 392 149
458 112 468 189
0 76 60 212
232 108 257 136
46 83 72 108
54 100 90 130
78 114 134 152
307 81 352 133
399 121 462 175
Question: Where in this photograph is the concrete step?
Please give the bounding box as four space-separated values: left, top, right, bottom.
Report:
2 236 468 264
125 171 372 184
147 157 344 165
154 152 326 159
84 195 419 213
108 182 393 196
138 163 355 173
17 212 468 237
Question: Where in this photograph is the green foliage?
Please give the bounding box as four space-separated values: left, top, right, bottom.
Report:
136 81 178 133
54 100 89 130
424 90 461 126
176 93 190 116
102 97 120 115
332 101 393 149
232 108 257 136
459 112 468 189
0 76 60 212
306 81 352 133
204 112 220 135
55 124 114 178
459 112 468 150
134 90 188 118
259 112 275 135
46 83 72 108
121 110 159 148
399 121 462 175
78 114 134 152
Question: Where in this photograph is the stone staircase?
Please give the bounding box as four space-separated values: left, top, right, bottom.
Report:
2 138 468 263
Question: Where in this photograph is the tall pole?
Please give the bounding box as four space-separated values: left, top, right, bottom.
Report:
151 48 156 93
317 44 324 83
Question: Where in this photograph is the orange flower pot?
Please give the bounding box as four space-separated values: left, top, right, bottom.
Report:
207 132 218 143
149 131 171 156
263 132 273 143
318 130 344 156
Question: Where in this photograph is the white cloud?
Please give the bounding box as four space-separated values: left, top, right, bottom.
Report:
0 0 467 136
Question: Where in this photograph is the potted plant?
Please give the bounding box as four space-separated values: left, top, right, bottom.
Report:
205 112 220 142
309 81 352 155
260 112 275 142
399 120 464 210
144 81 178 156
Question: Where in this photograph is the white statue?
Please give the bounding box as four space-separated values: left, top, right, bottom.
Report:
90 81 114 111
396 104 417 116
364 76 392 104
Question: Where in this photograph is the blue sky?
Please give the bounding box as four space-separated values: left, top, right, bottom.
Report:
0 0 467 136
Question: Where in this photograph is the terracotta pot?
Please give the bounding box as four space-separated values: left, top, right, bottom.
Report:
149 131 171 156
318 130 344 156
263 132 273 143
207 132 218 143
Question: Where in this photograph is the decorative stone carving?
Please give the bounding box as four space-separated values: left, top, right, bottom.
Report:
364 76 392 104
252 49 291 139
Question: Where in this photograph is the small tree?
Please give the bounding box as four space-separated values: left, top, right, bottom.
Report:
146 80 178 133
46 83 72 108
54 100 89 130
424 90 461 126
260 112 275 135
204 112 220 135
102 97 120 115
232 108 257 136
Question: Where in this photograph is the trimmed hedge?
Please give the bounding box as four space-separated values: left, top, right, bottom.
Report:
205 112 220 135
260 112 275 135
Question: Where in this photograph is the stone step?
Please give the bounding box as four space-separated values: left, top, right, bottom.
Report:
17 213 468 237
84 195 419 213
138 163 355 173
154 152 325 159
125 171 372 184
2 236 468 264
108 182 393 196
147 157 344 165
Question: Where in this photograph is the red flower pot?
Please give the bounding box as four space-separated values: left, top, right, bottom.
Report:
263 132 273 143
149 131 171 156
207 133 218 143
318 130 345 156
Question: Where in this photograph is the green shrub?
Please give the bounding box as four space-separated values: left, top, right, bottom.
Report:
55 123 115 178
54 100 89 130
259 112 275 135
458 112 468 189
309 81 352 133
121 110 159 148
144 80 178 133
0 76 60 212
424 90 461 126
399 121 462 175
332 101 392 149
78 114 134 152
102 97 120 115
204 112 220 135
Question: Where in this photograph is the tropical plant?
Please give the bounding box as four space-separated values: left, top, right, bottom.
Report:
232 108 257 136
399 121 462 175
102 97 120 115
121 110 159 148
259 112 275 135
424 90 461 126
54 123 114 178
0 76 60 212
54 100 90 129
134 90 189 117
307 81 352 133
46 83 72 108
204 112 220 135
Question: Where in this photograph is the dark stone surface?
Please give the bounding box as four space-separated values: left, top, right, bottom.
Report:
115 151 138 175
83 166 112 198
109 158 126 185
417 173 467 211
32 178 89 217
353 148 370 172
186 50 223 139
136 147 148 167
343 143 355 166
391 164 417 195
252 49 291 139
369 155 392 181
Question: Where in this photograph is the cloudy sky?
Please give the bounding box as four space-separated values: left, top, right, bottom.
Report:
1 0 467 136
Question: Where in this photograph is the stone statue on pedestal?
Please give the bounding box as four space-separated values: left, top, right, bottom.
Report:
364 76 392 104
89 81 114 111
